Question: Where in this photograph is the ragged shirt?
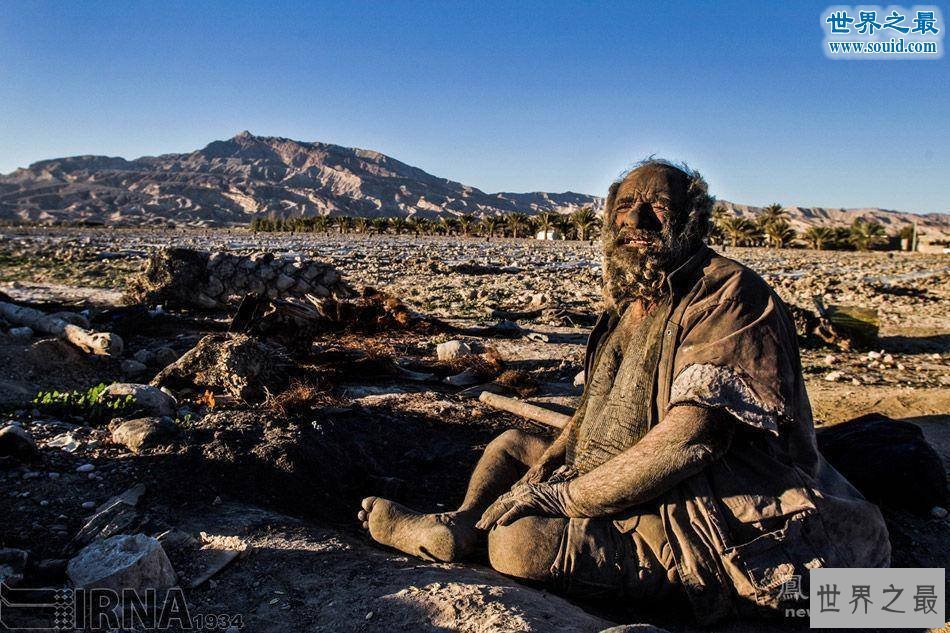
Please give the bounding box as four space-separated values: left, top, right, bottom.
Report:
580 245 890 623
566 299 669 474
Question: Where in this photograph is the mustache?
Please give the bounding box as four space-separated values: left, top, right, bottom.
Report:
607 228 666 252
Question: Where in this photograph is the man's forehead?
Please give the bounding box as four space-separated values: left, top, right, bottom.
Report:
615 164 690 200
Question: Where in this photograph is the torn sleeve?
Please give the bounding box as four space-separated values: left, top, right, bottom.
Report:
669 363 782 434
668 270 806 434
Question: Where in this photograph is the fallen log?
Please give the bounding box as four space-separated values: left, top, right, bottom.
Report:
478 391 570 430
0 300 123 357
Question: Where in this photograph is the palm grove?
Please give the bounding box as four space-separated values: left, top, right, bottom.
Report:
250 204 903 251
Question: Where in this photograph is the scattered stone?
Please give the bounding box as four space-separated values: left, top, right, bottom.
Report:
444 369 482 387
47 432 81 453
823 354 838 366
67 534 176 591
8 326 33 341
71 484 147 548
81 501 96 510
133 349 155 365
0 548 29 586
437 340 473 362
154 347 179 367
824 371 844 382
76 463 95 473
0 424 38 460
110 417 178 453
121 359 148 376
103 383 178 417
932 506 948 519
867 350 882 360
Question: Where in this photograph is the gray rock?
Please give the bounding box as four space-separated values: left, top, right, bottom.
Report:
154 347 179 367
204 275 224 297
121 359 148 376
0 548 29 586
111 417 177 453
103 383 177 417
437 340 473 362
0 424 38 460
67 534 176 591
275 273 296 291
443 369 482 387
8 326 34 341
133 349 155 365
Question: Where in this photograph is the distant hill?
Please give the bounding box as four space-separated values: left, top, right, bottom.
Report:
1 132 946 235
0 132 600 226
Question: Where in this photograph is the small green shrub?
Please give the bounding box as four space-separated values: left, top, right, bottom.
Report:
32 383 139 425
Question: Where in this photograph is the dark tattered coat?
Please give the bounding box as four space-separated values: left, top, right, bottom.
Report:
584 246 890 623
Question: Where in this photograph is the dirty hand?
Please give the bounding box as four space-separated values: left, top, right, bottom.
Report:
520 457 561 485
475 482 571 529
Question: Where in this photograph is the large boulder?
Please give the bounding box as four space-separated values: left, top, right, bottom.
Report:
103 383 178 417
67 534 176 591
150 333 289 401
110 417 178 453
0 424 38 461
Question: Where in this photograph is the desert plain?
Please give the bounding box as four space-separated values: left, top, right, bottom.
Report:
0 226 947 632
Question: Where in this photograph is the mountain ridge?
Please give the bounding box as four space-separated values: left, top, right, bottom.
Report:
1 132 946 235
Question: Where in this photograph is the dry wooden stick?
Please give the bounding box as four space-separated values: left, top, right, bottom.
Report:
0 300 124 357
478 391 571 430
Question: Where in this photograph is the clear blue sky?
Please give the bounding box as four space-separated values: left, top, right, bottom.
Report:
1 1 947 213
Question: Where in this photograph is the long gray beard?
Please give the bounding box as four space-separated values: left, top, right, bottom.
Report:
602 226 687 311
603 249 670 311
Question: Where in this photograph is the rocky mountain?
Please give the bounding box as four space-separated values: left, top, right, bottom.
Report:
0 132 601 226
715 201 949 238
1 132 947 235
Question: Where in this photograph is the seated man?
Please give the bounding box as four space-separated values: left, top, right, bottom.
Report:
358 160 890 622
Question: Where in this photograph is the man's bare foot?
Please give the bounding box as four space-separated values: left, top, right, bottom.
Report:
358 497 480 562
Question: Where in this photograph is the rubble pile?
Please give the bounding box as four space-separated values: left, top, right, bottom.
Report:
125 248 355 309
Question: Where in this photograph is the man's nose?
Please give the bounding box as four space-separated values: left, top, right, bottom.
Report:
616 203 662 231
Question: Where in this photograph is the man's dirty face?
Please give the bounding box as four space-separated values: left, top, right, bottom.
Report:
602 163 694 309
606 164 690 258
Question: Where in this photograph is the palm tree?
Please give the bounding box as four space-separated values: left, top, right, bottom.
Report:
371 217 389 235
390 217 409 235
709 205 730 245
803 226 835 251
571 207 598 241
354 217 370 234
554 216 574 240
505 213 531 239
335 216 353 235
756 203 787 230
534 212 557 239
849 219 887 251
719 216 758 247
313 215 330 234
481 216 501 239
457 214 475 237
405 216 424 236
763 219 797 248
439 216 458 236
